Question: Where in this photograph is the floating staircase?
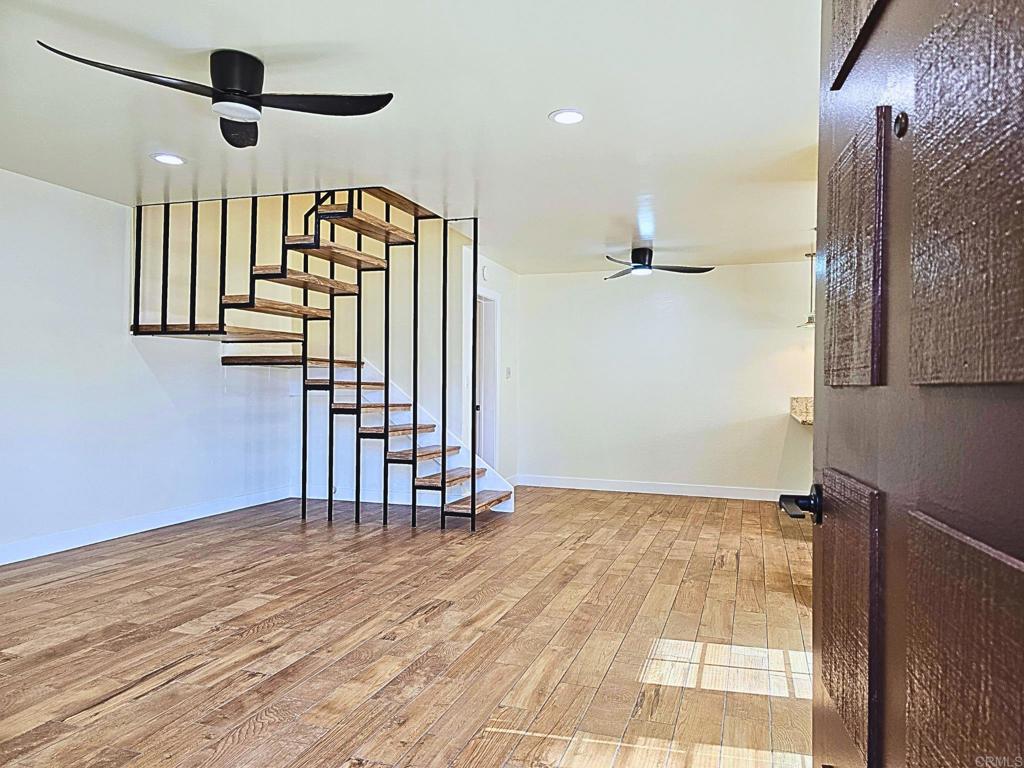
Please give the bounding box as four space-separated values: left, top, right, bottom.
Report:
130 187 512 530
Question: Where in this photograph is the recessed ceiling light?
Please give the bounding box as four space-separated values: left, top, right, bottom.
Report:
549 108 584 125
150 152 186 166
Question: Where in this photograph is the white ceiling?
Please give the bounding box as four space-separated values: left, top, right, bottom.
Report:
0 0 820 273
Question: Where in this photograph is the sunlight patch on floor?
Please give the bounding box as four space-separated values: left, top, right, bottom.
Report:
638 639 812 700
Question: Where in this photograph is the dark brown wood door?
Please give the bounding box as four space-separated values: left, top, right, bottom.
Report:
813 1 1024 767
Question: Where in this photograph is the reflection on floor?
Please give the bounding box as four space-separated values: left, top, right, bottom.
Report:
0 488 812 767
640 640 813 700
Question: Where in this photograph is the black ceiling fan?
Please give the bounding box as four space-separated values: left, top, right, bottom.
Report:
38 41 393 148
604 246 714 280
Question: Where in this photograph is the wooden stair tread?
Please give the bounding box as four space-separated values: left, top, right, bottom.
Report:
306 379 385 390
222 295 330 320
132 324 303 343
332 402 412 412
285 235 388 271
362 187 437 218
387 444 459 462
318 203 416 245
361 423 436 436
416 467 486 488
222 356 361 368
306 358 363 368
220 325 304 343
253 266 357 296
446 489 513 513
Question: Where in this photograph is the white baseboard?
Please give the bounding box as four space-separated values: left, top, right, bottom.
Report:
0 485 292 566
509 474 798 502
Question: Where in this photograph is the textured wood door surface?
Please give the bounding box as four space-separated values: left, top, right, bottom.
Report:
815 1 1024 766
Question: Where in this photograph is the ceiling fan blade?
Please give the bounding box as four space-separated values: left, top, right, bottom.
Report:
220 118 258 148
605 254 632 267
258 92 393 116
603 268 634 281
38 41 215 98
651 264 715 274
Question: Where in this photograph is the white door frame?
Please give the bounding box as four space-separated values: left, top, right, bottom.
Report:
475 287 501 470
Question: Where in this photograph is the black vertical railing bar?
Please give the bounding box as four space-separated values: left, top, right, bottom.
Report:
248 196 258 304
440 219 449 522
301 198 311 521
160 202 170 332
382 197 391 526
218 199 227 331
301 315 308 520
354 232 363 523
188 201 199 331
411 215 419 527
327 190 338 522
132 205 142 332
280 194 290 273
470 217 479 531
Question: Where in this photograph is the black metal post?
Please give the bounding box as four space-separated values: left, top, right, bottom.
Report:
300 200 309 521
132 205 142 332
160 203 170 331
280 194 290 273
248 196 258 302
327 190 337 521
218 199 227 331
188 201 198 331
355 252 363 523
470 217 479 531
382 198 391 526
411 216 419 527
440 219 449 522
301 316 308 520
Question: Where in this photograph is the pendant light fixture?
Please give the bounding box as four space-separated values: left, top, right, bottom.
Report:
799 252 815 327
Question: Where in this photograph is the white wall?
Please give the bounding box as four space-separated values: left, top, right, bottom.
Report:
0 169 297 565
515 262 814 499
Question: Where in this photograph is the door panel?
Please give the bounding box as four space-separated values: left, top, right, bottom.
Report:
817 0 1024 766
910 0 1024 384
824 106 889 387
829 0 891 88
905 511 1024 766
819 469 883 766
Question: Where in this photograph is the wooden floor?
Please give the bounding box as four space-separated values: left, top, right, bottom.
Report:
0 488 812 767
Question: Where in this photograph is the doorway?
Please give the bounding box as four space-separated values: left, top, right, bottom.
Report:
475 293 499 468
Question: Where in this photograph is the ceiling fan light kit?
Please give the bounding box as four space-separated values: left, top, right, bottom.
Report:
38 41 394 148
604 246 714 281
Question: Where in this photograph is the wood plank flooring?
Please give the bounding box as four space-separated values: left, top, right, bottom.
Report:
0 488 812 767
